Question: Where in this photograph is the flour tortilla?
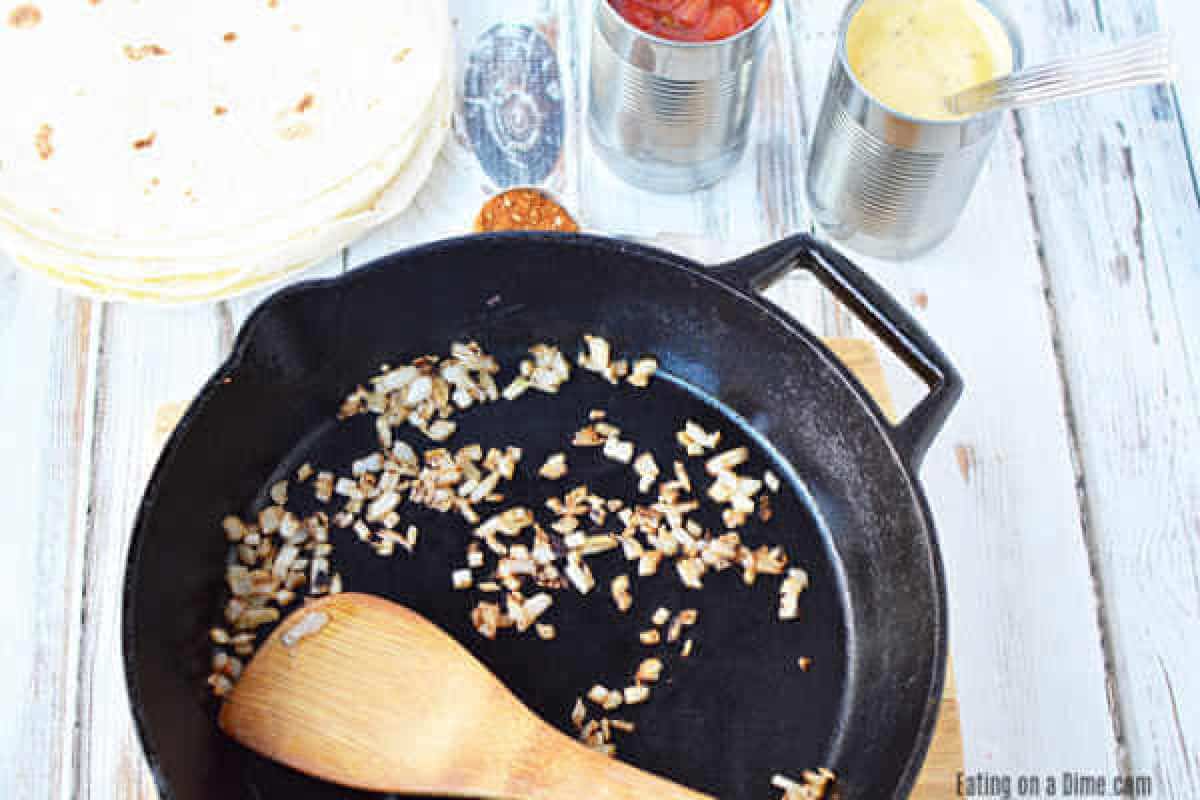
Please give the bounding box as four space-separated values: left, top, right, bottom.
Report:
0 0 450 260
0 57 453 287
11 67 455 304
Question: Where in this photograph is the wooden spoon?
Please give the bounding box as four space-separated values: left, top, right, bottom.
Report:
220 593 712 799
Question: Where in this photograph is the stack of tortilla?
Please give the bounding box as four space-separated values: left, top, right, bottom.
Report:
0 0 453 303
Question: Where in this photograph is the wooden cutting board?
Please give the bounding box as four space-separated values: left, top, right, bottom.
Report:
149 337 961 798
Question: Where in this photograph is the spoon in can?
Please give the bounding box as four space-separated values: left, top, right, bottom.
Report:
945 32 1173 116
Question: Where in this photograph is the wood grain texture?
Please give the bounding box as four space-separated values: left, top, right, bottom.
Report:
914 676 962 800
0 0 1196 797
0 265 97 800
1012 0 1200 794
788 0 1125 781
1156 0 1200 171
222 595 712 800
74 303 228 799
71 251 346 800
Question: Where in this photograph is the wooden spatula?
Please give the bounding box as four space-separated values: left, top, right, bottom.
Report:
220 593 712 799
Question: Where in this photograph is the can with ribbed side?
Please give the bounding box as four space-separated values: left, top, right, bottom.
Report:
588 1 773 193
807 0 1022 260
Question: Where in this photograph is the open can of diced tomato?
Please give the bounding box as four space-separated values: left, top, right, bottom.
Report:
589 0 774 193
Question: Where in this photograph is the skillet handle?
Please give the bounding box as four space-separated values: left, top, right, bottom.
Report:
712 234 963 469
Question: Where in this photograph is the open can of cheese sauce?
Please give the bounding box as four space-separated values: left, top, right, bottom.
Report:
589 0 774 193
807 0 1023 260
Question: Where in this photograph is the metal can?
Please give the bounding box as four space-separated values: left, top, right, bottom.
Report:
588 0 773 193
806 0 1023 260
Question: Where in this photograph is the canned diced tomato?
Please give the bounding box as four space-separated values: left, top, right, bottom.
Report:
736 0 770 21
609 0 768 41
673 0 712 28
702 6 745 40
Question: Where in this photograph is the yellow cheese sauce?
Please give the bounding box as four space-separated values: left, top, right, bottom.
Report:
846 0 1014 120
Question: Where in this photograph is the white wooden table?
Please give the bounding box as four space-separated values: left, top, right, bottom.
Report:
2 0 1197 796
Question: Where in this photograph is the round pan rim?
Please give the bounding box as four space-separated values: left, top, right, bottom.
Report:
121 230 948 800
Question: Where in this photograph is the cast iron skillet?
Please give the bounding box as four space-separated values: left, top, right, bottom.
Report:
123 232 961 800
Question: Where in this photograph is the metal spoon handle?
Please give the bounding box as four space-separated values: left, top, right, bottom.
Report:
946 33 1173 116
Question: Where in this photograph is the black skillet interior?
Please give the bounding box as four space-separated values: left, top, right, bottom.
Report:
124 233 953 800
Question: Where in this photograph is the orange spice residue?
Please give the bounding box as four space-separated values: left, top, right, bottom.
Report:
473 189 579 233
8 4 41 29
123 43 169 60
278 121 312 141
34 123 53 160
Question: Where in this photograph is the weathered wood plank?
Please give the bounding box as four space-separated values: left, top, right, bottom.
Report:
1 3 1192 800
66 218 341 800
1156 0 1200 170
65 257 347 800
74 303 227 799
1013 0 1200 794
0 262 98 800
785 0 1124 780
